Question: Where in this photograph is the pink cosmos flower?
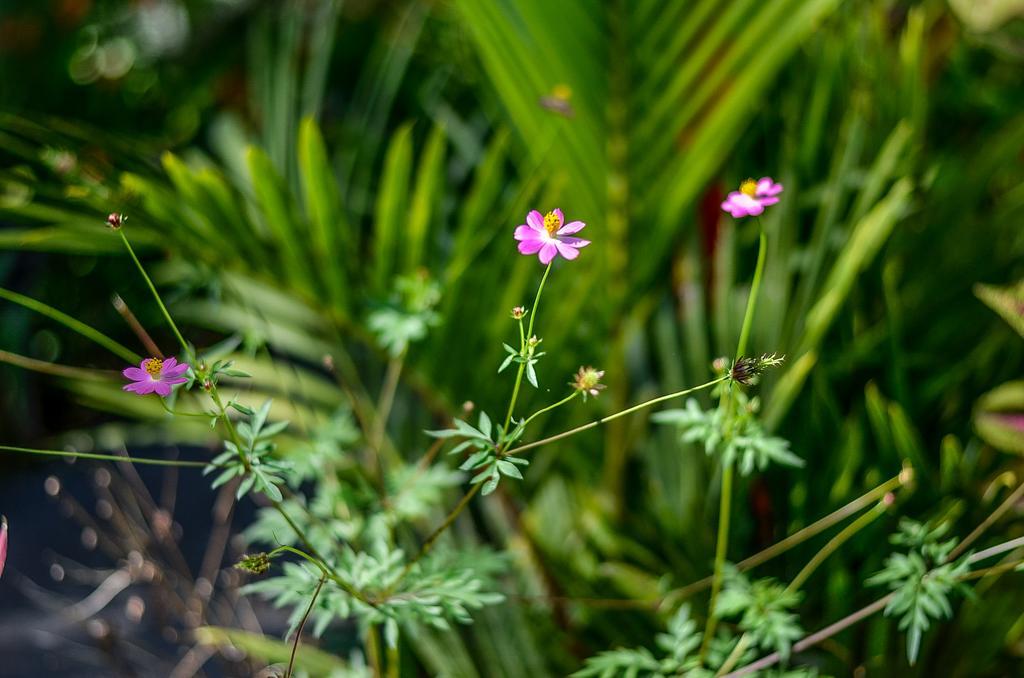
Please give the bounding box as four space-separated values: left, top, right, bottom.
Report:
122 357 189 397
721 177 783 218
515 209 590 264
1 515 7 579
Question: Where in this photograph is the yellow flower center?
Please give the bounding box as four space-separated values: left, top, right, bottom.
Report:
550 84 572 101
740 179 758 197
543 211 560 234
144 358 163 377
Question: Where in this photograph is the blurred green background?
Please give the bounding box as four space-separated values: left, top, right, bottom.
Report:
1 0 1024 675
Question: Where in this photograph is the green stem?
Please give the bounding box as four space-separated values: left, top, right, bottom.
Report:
660 470 908 607
366 624 382 678
726 536 1024 678
386 638 400 678
736 228 768 359
786 498 890 593
0 444 207 467
158 398 210 418
505 376 727 457
703 462 733 646
210 388 365 604
502 262 553 431
392 377 726 594
397 482 482 582
210 389 250 469
948 478 1024 561
285 574 326 678
702 224 769 658
370 356 404 483
118 230 190 356
0 286 140 363
515 391 579 435
269 545 370 604
716 634 752 676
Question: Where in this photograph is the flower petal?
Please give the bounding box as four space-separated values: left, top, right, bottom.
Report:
526 210 545 232
519 239 545 255
123 367 148 381
165 362 190 377
555 241 580 259
163 376 189 386
759 196 779 206
163 357 178 371
1 516 7 580
757 177 783 196
552 208 564 228
153 382 172 397
515 225 540 241
124 381 157 395
557 220 586 235
538 242 559 264
557 236 590 248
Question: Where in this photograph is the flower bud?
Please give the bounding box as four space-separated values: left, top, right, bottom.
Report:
511 306 527 320
106 213 126 229
235 552 271 575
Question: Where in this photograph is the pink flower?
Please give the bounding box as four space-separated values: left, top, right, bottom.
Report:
721 177 783 218
1 516 7 579
122 357 189 397
514 209 590 264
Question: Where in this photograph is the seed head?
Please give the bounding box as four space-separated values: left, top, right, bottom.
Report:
571 366 606 400
729 353 785 385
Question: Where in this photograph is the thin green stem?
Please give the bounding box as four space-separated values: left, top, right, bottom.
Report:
285 574 326 678
0 286 140 363
736 228 768 359
726 536 1024 677
398 483 482 582
386 639 400 678
158 398 210 418
0 444 206 467
948 477 1024 561
786 498 890 594
118 230 190 356
502 262 553 431
366 624 382 678
724 594 894 677
702 224 769 658
269 545 370 604
209 388 364 604
659 470 909 608
210 389 250 469
966 534 1024 564
515 391 579 434
0 350 110 381
702 462 733 651
716 633 751 676
505 377 727 456
373 357 404 456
